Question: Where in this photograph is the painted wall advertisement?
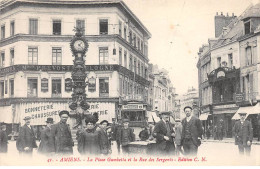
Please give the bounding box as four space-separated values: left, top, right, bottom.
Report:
17 102 116 125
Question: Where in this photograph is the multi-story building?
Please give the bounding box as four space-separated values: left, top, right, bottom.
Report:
0 0 151 136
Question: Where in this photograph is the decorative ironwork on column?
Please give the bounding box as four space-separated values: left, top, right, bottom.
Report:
69 27 90 129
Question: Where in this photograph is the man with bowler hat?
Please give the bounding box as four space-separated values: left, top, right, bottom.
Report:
38 118 54 154
16 116 38 156
233 112 253 156
49 110 74 155
152 111 175 155
0 125 8 153
181 106 203 156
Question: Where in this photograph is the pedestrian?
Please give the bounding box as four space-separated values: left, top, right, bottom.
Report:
181 106 203 156
99 120 112 155
152 111 175 156
0 125 8 153
117 119 135 155
206 126 211 140
16 116 38 156
115 119 122 154
217 124 223 141
233 112 253 156
77 113 102 155
213 125 218 140
49 110 74 156
38 118 54 155
175 119 184 156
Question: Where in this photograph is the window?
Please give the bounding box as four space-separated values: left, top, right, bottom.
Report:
52 47 62 65
119 20 122 36
124 51 127 67
99 19 108 35
129 55 133 71
145 68 147 79
129 31 132 44
217 57 221 67
133 34 136 47
246 46 252 66
27 79 37 97
28 47 38 65
141 41 143 53
52 79 61 97
124 26 126 39
53 20 61 35
9 79 14 97
99 78 109 97
10 49 14 65
1 25 5 39
119 77 122 95
0 81 4 98
137 61 140 75
228 53 233 68
99 47 108 64
134 59 136 73
119 48 122 66
144 45 148 56
29 19 38 35
141 65 144 77
137 38 140 50
244 21 250 35
76 19 85 35
0 52 5 67
10 21 15 36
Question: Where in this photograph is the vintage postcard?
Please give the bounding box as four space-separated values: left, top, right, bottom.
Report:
0 0 259 166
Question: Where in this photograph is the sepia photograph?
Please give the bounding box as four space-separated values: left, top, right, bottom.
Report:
0 0 259 166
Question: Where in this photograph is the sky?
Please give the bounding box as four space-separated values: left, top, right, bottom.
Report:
123 0 257 95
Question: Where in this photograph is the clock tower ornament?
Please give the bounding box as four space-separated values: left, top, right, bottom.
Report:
69 27 90 129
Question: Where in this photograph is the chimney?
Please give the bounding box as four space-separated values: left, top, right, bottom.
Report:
214 12 235 38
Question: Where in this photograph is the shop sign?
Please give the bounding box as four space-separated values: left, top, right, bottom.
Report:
214 104 237 109
122 104 144 110
65 78 72 92
87 102 116 122
235 93 244 102
41 78 48 92
88 77 96 92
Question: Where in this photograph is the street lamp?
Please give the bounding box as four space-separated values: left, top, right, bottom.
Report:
69 27 90 129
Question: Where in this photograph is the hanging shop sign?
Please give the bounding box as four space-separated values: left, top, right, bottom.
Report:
41 78 48 92
65 78 72 92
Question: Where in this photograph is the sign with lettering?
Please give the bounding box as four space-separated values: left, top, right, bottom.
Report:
87 102 116 122
122 104 144 110
235 93 244 102
88 77 96 92
41 78 48 92
65 78 72 92
214 104 237 109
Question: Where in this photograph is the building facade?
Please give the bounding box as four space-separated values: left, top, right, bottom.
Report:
0 0 151 136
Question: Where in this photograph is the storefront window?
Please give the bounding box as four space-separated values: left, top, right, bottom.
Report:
52 79 61 97
27 79 38 97
0 81 4 98
99 78 109 97
9 79 14 97
122 111 145 122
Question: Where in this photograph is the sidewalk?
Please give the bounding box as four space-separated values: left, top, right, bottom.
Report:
202 137 260 145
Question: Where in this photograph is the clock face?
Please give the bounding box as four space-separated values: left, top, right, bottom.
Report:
73 40 85 51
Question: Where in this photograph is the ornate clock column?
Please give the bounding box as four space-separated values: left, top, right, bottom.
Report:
69 28 90 129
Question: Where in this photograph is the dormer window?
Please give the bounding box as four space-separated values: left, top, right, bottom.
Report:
244 20 250 35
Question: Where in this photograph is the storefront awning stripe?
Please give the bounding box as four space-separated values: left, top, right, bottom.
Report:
213 109 237 114
232 103 260 120
147 111 160 123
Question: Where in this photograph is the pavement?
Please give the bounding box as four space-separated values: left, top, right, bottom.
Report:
202 137 260 145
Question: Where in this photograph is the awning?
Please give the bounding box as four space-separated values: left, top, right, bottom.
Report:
213 109 237 114
0 106 13 124
199 113 209 121
232 103 260 120
147 111 160 123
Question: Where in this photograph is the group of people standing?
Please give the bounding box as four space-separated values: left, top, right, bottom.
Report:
152 106 203 156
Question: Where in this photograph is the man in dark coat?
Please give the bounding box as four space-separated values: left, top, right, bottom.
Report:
181 106 203 156
99 120 111 155
0 125 8 153
152 111 175 156
49 110 74 155
16 116 38 156
38 118 54 155
233 112 253 156
117 119 135 154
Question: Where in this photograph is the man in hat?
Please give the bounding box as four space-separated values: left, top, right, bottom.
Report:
181 106 203 156
117 119 135 154
233 112 253 156
16 116 38 155
152 111 175 155
49 110 74 155
0 125 8 153
38 118 54 155
175 119 183 155
99 120 112 155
